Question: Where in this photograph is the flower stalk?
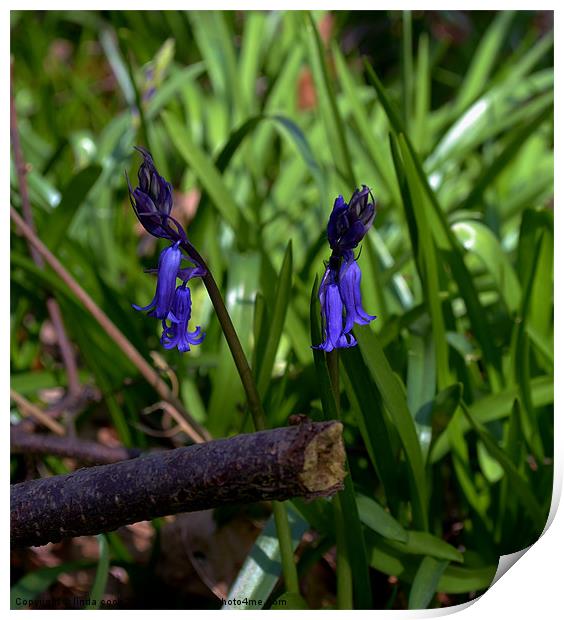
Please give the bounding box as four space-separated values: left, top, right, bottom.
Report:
127 148 299 594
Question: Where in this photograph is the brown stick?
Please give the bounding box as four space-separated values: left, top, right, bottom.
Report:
11 421 345 548
10 427 141 465
10 390 66 436
10 207 210 443
10 66 81 399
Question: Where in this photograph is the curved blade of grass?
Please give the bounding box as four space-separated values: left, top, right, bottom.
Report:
188 11 242 121
452 221 521 315
460 401 546 532
454 11 514 114
437 564 495 594
461 103 553 211
399 133 503 386
365 532 495 593
341 345 398 504
413 33 430 152
430 375 553 463
333 43 398 202
406 331 436 458
510 236 546 459
392 133 451 390
356 494 408 543
427 73 553 173
239 11 268 115
409 557 449 609
99 27 135 106
354 326 428 531
517 210 553 369
146 63 205 120
387 530 463 563
161 110 244 231
447 402 491 527
224 509 308 610
86 534 110 609
303 12 356 186
271 114 326 198
339 475 373 609
366 63 506 384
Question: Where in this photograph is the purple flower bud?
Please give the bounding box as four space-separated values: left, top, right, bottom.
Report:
160 285 205 353
127 147 187 243
327 186 376 254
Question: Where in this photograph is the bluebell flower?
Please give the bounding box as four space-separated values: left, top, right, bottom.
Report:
314 268 357 352
133 242 183 320
128 148 206 352
160 284 205 353
339 250 376 334
314 187 377 351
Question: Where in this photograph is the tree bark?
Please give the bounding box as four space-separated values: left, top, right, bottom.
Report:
11 420 344 548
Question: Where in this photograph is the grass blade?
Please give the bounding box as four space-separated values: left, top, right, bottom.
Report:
224 509 308 610
86 534 110 609
354 326 428 531
408 557 449 609
256 241 293 397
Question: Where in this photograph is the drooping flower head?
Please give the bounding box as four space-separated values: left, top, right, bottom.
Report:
128 147 206 352
126 146 186 243
132 241 183 320
160 284 205 353
314 267 357 352
313 187 377 351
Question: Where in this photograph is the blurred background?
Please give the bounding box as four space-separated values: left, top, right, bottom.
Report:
10 10 553 610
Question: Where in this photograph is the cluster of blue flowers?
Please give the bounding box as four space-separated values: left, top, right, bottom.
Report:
313 186 377 351
127 148 376 355
127 147 205 352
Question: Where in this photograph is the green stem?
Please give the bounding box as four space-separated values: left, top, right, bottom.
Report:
326 350 353 609
333 493 353 609
272 501 300 594
326 350 340 414
183 243 265 431
182 243 299 592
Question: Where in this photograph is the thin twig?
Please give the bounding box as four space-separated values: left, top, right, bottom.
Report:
10 427 140 465
10 207 210 443
11 420 345 548
142 401 204 445
10 65 81 400
10 390 66 436
45 298 81 398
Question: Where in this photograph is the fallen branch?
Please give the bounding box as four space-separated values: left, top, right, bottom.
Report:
11 420 345 548
10 427 141 465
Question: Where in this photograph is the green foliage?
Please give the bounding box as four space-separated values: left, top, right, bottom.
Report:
11 9 553 610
